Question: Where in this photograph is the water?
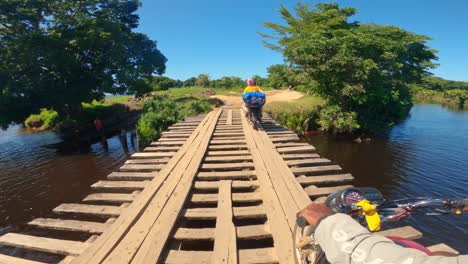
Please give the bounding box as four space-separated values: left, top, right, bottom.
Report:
307 104 468 253
0 126 136 231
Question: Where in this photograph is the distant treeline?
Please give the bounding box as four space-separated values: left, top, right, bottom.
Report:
418 76 468 91
148 64 301 91
411 77 468 107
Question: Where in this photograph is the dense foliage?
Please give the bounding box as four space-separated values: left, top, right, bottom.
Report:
262 3 437 134
0 0 166 127
24 109 59 130
137 96 212 146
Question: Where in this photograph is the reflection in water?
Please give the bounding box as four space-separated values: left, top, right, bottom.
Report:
307 104 468 253
0 126 136 230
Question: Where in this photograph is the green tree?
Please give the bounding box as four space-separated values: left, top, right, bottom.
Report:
252 75 267 87
266 64 293 89
183 77 197 87
0 0 167 126
151 76 177 91
262 3 437 133
196 74 210 87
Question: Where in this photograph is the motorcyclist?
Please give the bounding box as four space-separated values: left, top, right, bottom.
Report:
298 203 467 264
242 78 265 123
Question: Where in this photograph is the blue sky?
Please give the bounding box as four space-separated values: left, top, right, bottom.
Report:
137 0 468 81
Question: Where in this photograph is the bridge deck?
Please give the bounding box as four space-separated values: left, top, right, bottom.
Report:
0 108 458 263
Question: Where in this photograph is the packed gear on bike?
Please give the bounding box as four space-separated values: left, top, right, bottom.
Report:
242 78 266 129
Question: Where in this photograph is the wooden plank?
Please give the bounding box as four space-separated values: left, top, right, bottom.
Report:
427 244 459 255
102 110 222 264
270 136 299 142
71 112 214 264
213 132 244 137
281 153 320 160
107 172 155 181
0 233 90 256
164 250 210 264
125 158 170 164
376 226 423 240
29 218 107 234
144 146 180 152
150 141 185 146
194 180 259 190
83 193 137 203
274 142 308 148
207 150 250 156
53 204 121 217
197 170 256 180
161 131 191 136
174 225 270 241
91 180 147 191
0 254 44 264
183 205 266 220
164 248 277 264
212 180 237 264
291 165 342 176
191 192 261 203
276 145 316 154
226 109 233 125
296 174 354 186
286 158 331 167
158 137 190 142
204 156 252 162
210 139 246 145
119 164 163 172
131 152 176 158
238 248 277 264
208 144 248 150
212 136 245 140
305 185 353 198
201 162 254 170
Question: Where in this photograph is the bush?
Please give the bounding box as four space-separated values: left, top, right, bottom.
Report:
318 105 360 135
137 96 213 146
25 109 59 130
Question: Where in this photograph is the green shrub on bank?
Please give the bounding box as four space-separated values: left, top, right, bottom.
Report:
264 95 323 133
25 109 59 130
318 105 360 135
412 86 467 108
137 96 213 146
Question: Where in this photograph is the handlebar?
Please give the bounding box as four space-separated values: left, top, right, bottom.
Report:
296 197 468 229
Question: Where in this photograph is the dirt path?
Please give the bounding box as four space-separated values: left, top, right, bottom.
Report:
211 89 304 107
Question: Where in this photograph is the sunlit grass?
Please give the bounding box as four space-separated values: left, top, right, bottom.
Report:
264 94 324 114
105 95 132 104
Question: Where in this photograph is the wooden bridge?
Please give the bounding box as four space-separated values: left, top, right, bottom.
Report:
0 108 459 263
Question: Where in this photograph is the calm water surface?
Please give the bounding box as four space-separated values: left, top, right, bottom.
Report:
0 126 136 232
307 104 468 253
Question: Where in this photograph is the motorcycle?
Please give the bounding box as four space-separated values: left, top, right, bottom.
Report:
295 187 467 263
247 106 262 130
242 91 266 130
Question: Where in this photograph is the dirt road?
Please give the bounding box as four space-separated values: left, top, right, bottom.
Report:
212 89 304 107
